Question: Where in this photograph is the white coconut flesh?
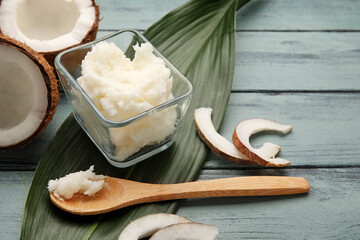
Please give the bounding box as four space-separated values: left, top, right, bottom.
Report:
0 0 96 52
118 213 192 240
149 222 219 240
233 118 292 166
0 44 47 147
194 107 249 161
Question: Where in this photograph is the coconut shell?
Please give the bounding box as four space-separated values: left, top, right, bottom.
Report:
0 35 59 150
194 119 256 166
0 0 100 67
41 0 100 66
232 125 290 167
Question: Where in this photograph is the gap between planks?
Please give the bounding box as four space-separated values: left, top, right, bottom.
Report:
98 29 360 33
202 165 360 171
231 90 360 94
59 89 360 94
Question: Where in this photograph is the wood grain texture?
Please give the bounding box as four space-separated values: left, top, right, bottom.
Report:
178 168 360 240
0 171 33 240
96 0 360 31
236 0 360 31
97 0 187 30
233 32 360 91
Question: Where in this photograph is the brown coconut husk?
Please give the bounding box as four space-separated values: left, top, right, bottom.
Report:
41 0 100 66
0 0 100 67
0 35 59 150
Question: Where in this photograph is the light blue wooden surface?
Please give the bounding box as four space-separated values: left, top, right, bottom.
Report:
97 0 360 31
1 0 360 239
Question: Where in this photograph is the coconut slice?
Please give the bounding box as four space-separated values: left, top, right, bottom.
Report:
118 213 192 240
0 0 99 65
232 118 292 167
149 222 219 240
0 35 58 149
194 107 253 164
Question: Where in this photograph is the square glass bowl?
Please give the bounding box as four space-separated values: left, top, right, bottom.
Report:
55 29 193 168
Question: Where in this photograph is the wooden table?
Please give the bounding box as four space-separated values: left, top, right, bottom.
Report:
1 0 360 239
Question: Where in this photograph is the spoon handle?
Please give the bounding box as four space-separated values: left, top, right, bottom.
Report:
147 176 309 202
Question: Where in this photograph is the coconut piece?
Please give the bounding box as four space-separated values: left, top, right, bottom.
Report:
0 35 58 150
48 165 105 201
0 0 99 65
149 222 219 240
194 107 253 164
118 213 192 240
232 118 292 167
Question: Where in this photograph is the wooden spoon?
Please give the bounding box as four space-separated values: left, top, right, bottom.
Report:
50 176 310 215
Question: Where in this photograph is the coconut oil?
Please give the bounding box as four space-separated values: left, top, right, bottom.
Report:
48 165 105 201
77 41 177 161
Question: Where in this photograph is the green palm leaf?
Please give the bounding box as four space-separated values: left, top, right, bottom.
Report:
20 0 249 239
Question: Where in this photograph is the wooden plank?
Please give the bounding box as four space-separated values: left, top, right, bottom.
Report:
2 168 360 239
177 168 360 239
232 32 360 91
0 171 33 239
204 92 360 168
2 92 359 169
96 0 360 31
236 0 360 31
97 0 187 30
97 31 360 91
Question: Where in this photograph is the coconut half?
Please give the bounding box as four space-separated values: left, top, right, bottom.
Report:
0 0 99 65
232 118 292 167
0 35 58 149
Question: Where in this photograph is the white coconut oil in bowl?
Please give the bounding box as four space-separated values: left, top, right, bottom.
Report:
55 29 193 168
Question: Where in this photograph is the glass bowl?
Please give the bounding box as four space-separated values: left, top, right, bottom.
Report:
55 29 193 168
